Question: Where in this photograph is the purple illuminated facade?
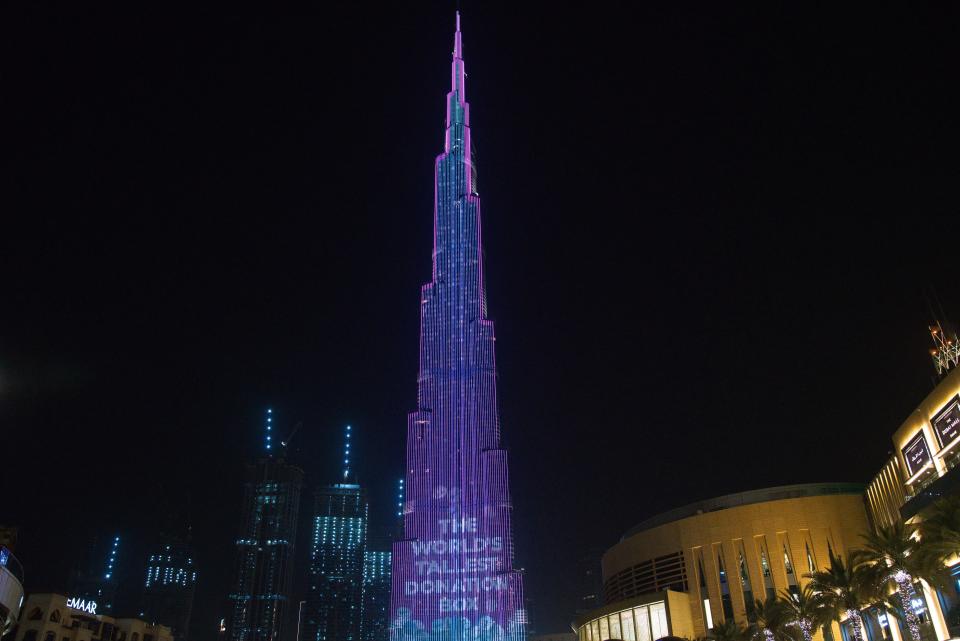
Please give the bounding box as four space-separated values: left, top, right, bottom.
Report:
390 13 526 641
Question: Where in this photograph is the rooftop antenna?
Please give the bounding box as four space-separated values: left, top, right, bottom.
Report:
343 425 352 480
924 287 960 377
929 320 960 376
104 535 119 580
265 408 274 453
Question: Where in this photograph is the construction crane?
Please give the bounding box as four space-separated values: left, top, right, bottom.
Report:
281 421 302 450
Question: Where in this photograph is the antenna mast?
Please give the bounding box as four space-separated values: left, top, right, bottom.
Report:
930 321 960 376
265 408 274 453
342 425 352 480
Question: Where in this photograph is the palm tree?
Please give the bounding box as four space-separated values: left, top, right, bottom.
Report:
777 586 826 641
857 521 942 641
707 619 749 641
805 550 876 641
747 597 799 641
918 495 960 563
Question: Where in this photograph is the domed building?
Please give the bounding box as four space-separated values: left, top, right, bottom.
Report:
574 483 870 641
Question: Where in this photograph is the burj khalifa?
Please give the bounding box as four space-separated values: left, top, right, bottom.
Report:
390 12 526 641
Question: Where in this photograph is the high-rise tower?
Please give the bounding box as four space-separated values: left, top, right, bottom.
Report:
302 426 369 641
228 409 304 641
390 13 526 641
361 544 392 641
303 485 369 641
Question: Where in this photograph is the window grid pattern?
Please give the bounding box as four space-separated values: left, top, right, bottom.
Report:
603 552 688 603
389 14 525 641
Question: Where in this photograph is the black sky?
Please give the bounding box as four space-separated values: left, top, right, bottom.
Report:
2 1 959 637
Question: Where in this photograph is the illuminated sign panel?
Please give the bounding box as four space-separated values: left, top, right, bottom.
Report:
66 598 97 614
902 432 932 477
933 396 960 450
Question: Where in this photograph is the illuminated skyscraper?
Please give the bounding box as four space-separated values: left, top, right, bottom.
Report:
228 409 304 641
390 13 526 641
142 537 197 641
302 427 369 641
361 545 392 641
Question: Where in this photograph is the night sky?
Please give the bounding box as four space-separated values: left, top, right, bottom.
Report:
2 1 959 638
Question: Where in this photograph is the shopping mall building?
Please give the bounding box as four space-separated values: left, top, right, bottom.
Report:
1 546 25 637
574 341 960 641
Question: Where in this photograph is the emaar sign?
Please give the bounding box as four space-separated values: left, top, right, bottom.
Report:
66 598 97 615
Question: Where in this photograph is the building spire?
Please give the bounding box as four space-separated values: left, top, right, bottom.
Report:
451 11 465 99
342 424 352 480
265 408 273 453
454 11 462 60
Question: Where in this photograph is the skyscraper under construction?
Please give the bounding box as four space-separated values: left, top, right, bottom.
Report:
228 409 303 641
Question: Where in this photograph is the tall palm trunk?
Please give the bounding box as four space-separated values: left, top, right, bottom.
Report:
893 570 922 641
846 609 866 641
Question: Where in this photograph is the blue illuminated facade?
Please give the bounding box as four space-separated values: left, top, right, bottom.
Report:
390 12 526 641
302 481 369 641
228 412 303 641
362 548 392 641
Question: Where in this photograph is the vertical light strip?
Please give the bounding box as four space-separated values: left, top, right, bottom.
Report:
105 535 119 579
344 425 352 480
266 408 273 452
390 12 525 641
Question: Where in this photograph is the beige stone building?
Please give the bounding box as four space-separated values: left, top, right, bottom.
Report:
573 366 960 641
573 484 871 641
866 366 960 528
14 594 172 641
864 365 960 641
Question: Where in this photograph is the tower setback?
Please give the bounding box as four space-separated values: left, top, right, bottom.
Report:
390 12 526 641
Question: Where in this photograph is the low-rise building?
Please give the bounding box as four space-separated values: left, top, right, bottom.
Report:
866 365 960 526
864 354 960 640
573 483 870 641
14 594 172 641
0 546 25 636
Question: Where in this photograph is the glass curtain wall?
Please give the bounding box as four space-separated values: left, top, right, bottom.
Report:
578 602 668 641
